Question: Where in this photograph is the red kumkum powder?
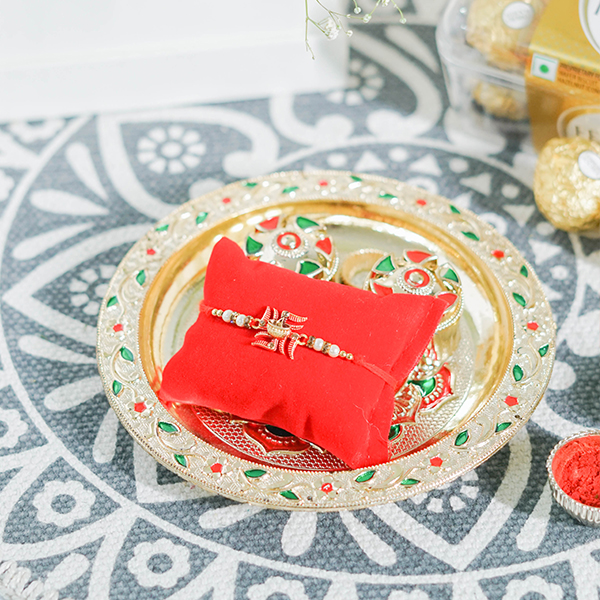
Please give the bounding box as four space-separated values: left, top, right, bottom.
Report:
552 435 600 508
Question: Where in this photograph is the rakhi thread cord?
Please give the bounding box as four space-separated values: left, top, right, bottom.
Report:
201 301 401 391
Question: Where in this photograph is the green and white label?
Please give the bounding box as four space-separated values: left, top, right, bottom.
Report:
531 54 559 82
502 2 535 29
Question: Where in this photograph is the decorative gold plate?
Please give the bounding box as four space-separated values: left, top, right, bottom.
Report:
96 171 556 511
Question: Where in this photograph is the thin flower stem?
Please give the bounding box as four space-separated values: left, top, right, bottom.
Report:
304 0 406 54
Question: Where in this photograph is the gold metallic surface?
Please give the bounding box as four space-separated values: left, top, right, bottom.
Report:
340 249 385 287
534 137 600 232
466 0 547 70
97 171 556 510
472 82 529 121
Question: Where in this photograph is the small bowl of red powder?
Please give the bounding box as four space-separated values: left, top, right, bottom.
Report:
547 430 600 526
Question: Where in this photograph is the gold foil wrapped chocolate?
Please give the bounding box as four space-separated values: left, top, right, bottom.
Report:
472 81 528 121
466 0 548 70
534 137 600 232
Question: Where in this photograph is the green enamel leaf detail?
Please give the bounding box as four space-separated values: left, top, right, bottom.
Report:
455 430 469 446
513 364 524 382
120 347 134 362
450 205 461 214
443 268 459 282
158 421 179 433
298 261 321 275
245 469 267 478
107 296 118 307
375 255 395 272
379 192 397 200
462 231 480 241
355 470 375 483
539 344 549 357
155 224 169 232
495 422 511 433
282 186 299 194
196 211 208 225
296 216 319 229
112 380 122 395
246 237 263 255
136 270 146 286
351 175 362 182
401 478 420 486
409 377 436 396
520 265 528 277
389 424 401 441
280 490 299 500
174 454 187 467
243 182 258 187
513 293 527 307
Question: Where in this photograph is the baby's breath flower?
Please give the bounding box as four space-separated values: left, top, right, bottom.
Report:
305 0 406 55
323 16 339 39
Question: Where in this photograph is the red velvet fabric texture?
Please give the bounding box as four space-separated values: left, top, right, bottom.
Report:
158 238 446 468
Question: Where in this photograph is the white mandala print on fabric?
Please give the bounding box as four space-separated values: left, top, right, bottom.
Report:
327 58 384 105
137 126 207 175
0 409 28 449
127 538 191 589
248 576 310 600
32 480 96 528
69 265 116 317
411 471 479 513
0 170 15 202
8 119 66 143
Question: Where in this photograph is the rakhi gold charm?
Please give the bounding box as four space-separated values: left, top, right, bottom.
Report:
253 307 307 359
208 306 353 361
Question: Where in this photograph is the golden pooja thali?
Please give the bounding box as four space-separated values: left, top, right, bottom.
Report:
96 171 556 510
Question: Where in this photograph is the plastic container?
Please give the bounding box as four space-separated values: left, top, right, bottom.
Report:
436 0 530 136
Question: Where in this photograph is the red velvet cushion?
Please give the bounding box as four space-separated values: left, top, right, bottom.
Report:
158 238 445 468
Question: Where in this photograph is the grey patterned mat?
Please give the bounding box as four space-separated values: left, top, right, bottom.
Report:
1 4 599 599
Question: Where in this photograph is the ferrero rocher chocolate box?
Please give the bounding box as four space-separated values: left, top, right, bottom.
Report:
526 0 600 150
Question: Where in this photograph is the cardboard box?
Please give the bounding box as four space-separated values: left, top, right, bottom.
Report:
526 0 600 150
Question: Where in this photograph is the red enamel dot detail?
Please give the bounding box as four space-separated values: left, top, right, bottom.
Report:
210 463 223 473
113 324 123 333
321 482 333 493
504 395 518 407
416 199 427 206
406 250 432 263
492 250 505 259
258 216 280 230
146 248 156 255
319 180 328 187
430 457 443 467
316 237 333 255
134 402 146 413
527 322 539 331
277 231 302 251
222 197 231 204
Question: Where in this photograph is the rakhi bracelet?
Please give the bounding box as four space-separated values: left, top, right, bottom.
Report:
203 303 353 361
200 302 400 391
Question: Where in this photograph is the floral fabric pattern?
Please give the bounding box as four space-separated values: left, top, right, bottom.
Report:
0 7 598 599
